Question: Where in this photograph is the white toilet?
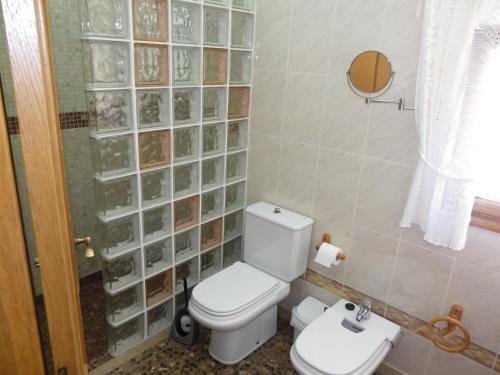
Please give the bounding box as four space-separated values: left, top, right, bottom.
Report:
188 201 313 364
290 299 402 375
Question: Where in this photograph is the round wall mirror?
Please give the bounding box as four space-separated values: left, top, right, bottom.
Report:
347 51 393 96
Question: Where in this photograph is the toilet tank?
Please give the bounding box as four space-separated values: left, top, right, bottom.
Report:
244 202 313 282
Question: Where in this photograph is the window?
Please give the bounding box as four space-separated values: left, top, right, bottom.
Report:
470 25 500 232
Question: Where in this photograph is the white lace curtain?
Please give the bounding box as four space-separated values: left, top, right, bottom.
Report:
401 0 500 250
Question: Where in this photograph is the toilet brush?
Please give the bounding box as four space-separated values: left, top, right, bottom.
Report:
170 278 199 346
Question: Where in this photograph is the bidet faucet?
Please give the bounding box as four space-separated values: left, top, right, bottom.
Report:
356 298 372 321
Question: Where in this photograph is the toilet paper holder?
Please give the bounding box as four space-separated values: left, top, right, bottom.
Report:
315 233 346 261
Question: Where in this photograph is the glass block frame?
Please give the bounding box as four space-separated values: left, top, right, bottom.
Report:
82 0 255 356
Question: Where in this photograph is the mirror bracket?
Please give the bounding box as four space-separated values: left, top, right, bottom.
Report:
364 97 416 111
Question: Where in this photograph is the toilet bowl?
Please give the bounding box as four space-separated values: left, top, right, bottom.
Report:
189 261 290 364
188 202 314 364
290 299 401 375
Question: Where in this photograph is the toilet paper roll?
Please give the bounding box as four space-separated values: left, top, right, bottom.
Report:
314 243 343 268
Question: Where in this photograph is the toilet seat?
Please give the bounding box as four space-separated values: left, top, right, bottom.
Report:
189 261 290 331
290 299 400 375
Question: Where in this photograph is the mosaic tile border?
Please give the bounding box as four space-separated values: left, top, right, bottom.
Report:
304 269 498 371
7 111 89 135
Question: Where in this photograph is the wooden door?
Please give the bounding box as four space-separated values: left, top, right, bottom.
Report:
0 71 46 375
1 0 88 373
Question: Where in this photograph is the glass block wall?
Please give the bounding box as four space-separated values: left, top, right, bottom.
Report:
80 0 255 356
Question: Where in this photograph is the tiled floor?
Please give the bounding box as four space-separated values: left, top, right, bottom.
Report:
108 318 297 375
36 272 111 372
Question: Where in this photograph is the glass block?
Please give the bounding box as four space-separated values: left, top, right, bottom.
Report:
141 168 171 207
173 162 199 198
224 209 243 240
174 226 199 263
134 44 169 86
103 249 142 291
87 90 132 133
82 40 130 88
175 256 199 292
201 188 223 221
203 48 228 85
231 11 253 49
172 88 201 125
133 0 169 42
204 7 228 46
146 268 173 306
171 0 201 44
174 126 199 162
201 246 222 280
175 286 194 313
108 315 144 355
223 236 242 267
137 89 169 128
106 283 144 323
226 151 247 182
232 0 255 11
200 218 222 251
202 156 224 190
80 0 129 38
147 299 174 336
202 122 225 156
99 214 140 255
225 181 245 212
227 120 248 151
203 87 227 122
144 237 173 275
95 175 137 217
143 204 172 242
139 130 171 170
228 87 250 118
91 134 135 177
230 51 252 84
206 0 228 5
172 46 201 86
174 195 200 231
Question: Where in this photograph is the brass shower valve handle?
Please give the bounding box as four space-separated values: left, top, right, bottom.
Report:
315 233 346 262
74 236 95 259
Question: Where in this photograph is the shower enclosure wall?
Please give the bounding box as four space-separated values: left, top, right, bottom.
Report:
80 0 255 356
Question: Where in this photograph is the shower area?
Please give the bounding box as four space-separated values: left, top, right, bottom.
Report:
0 0 255 371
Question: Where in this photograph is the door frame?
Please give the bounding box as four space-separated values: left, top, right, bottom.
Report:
1 0 87 373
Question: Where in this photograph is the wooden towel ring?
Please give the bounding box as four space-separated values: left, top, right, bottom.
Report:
426 305 470 353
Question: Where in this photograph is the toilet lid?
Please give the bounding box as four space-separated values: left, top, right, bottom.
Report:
295 307 387 375
191 262 280 316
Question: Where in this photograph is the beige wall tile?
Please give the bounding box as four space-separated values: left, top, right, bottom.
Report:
384 328 431 375
364 82 418 166
254 0 293 71
328 0 387 77
312 148 362 219
425 347 492 375
444 260 500 352
301 279 342 306
251 69 287 137
354 158 414 237
380 0 423 83
457 226 500 273
282 72 327 145
276 140 319 216
387 242 454 321
247 132 281 205
344 226 399 302
280 278 304 311
287 0 336 74
320 77 371 154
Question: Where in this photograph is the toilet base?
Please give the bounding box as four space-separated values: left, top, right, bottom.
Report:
208 305 277 364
